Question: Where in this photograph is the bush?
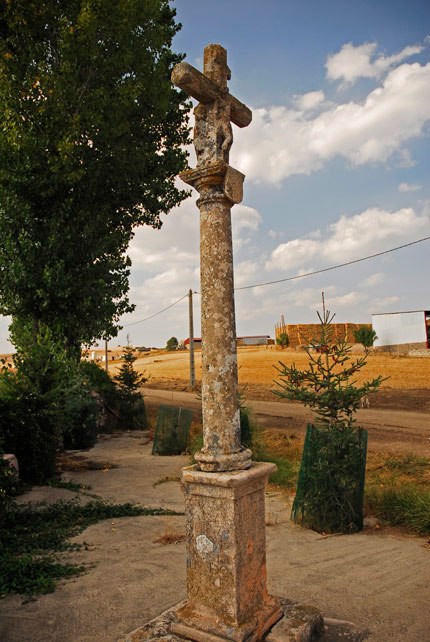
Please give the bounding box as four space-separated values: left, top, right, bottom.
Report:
78 361 119 409
0 384 59 484
365 483 430 534
0 445 20 524
62 379 98 450
276 332 289 348
354 326 378 348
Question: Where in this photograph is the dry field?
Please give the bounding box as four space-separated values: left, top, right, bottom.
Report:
131 346 430 390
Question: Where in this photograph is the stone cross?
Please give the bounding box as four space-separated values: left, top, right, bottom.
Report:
167 44 285 642
120 44 324 642
172 44 252 473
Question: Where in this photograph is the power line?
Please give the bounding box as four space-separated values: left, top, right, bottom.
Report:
234 235 430 291
123 293 188 327
122 235 430 325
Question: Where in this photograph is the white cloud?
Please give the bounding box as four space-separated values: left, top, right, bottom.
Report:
292 90 325 111
234 260 262 287
325 41 424 86
398 181 422 192
362 272 385 288
369 295 400 311
266 206 429 271
232 61 430 184
316 291 367 310
266 238 320 271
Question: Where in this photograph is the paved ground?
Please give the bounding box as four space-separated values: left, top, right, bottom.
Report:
1 430 429 642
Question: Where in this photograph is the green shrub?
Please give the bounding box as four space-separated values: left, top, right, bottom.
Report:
62 380 98 449
0 385 59 484
78 360 119 409
0 446 20 524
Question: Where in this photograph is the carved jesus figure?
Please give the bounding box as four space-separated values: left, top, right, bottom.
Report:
194 99 233 166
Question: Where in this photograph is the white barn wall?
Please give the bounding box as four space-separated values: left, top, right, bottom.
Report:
372 311 426 347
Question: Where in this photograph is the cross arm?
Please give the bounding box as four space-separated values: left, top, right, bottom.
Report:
171 62 252 128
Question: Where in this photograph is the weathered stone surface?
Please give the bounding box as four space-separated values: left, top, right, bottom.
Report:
173 44 251 472
171 464 281 642
266 599 324 642
119 598 328 642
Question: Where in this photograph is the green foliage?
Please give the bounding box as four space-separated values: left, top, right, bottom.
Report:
292 424 368 533
0 326 70 483
276 332 290 348
153 404 193 455
78 360 119 409
62 377 98 449
114 344 147 430
274 307 386 533
114 345 147 396
0 0 191 353
0 498 181 599
365 484 430 534
274 309 386 431
354 326 378 348
166 336 179 351
0 448 20 523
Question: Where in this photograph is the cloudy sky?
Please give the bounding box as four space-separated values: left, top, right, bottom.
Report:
1 0 429 351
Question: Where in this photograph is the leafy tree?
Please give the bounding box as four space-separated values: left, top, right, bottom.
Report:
354 326 378 349
0 0 191 357
166 336 178 351
276 332 290 349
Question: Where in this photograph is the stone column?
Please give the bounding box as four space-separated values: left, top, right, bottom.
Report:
179 162 251 473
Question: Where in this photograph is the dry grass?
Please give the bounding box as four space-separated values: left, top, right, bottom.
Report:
153 520 186 545
129 346 430 390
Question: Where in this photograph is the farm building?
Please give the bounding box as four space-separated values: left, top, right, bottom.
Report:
372 310 430 353
274 320 371 348
184 335 273 349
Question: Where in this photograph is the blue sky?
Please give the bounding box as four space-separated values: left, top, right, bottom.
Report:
1 0 429 351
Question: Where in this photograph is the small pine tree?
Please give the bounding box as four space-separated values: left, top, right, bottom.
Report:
274 311 384 430
273 307 387 534
113 341 147 430
114 345 146 396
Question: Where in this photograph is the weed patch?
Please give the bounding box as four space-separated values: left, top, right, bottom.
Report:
365 484 430 534
0 499 181 600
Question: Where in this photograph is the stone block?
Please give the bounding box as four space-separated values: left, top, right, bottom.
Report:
171 463 282 642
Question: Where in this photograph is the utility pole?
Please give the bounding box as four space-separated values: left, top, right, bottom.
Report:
104 338 108 373
188 289 196 388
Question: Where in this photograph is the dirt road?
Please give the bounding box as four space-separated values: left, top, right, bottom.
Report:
143 387 430 456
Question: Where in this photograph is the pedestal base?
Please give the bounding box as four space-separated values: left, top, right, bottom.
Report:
118 598 328 642
176 463 279 642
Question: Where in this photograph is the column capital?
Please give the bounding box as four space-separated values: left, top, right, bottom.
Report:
179 161 245 204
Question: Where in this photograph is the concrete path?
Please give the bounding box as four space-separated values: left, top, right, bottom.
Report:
1 431 429 642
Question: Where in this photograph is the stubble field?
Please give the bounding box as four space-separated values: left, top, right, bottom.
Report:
132 346 430 391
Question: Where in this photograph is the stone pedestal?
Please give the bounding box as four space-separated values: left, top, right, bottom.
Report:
170 463 282 642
